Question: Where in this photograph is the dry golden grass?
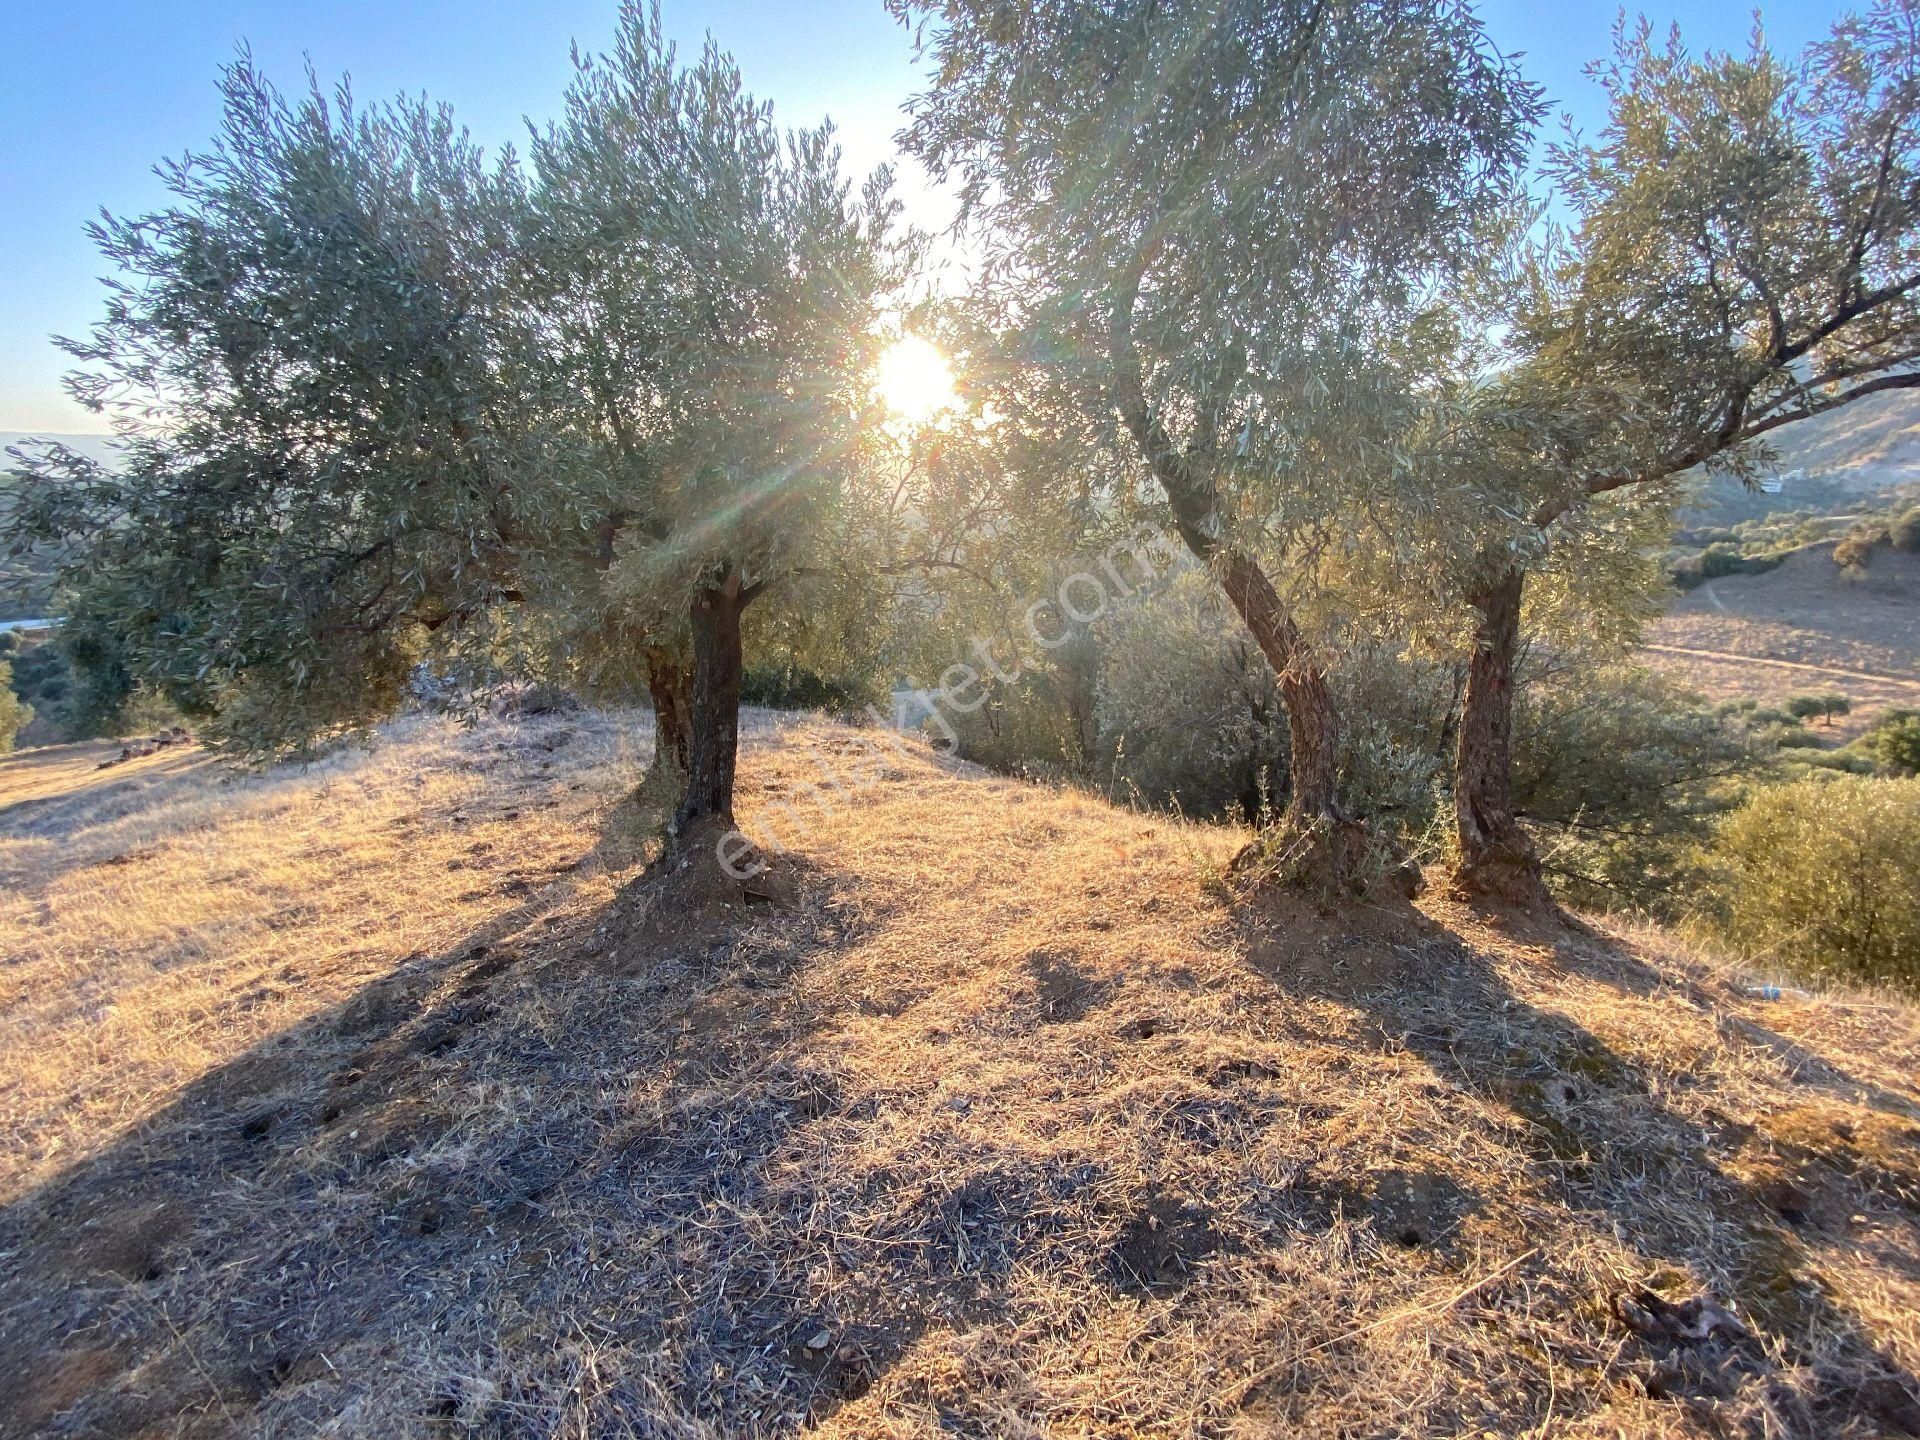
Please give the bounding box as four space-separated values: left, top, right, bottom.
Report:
2 710 1918 1438
0 715 653 1198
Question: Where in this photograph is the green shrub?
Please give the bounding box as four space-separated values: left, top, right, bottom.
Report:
946 629 1102 782
1774 728 1826 749
1092 572 1287 820
1864 709 1920 776
1513 666 1757 909
1706 775 1920 990
1803 749 1876 775
740 663 875 715
114 685 188 737
1694 545 1789 582
1699 543 1745 579
0 661 31 753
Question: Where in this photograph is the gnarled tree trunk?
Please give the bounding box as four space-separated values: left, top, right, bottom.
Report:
627 644 694 817
1109 277 1368 890
1217 552 1346 826
1450 563 1550 906
671 573 749 847
644 645 693 771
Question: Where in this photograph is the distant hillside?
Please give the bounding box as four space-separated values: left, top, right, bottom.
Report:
1645 540 1920 731
1759 389 1920 486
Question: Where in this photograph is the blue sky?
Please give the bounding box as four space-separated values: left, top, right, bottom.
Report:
1 0 1842 432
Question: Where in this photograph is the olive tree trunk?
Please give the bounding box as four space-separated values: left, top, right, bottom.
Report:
644 645 693 773
1111 285 1366 889
1449 563 1550 905
622 644 695 817
671 573 750 846
1218 551 1347 831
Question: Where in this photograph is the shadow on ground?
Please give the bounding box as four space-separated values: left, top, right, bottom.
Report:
5 811 1919 1437
1240 902 1920 1437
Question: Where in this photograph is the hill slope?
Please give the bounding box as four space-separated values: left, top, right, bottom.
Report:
1759 389 1920 485
2 713 1918 1438
1645 541 1920 732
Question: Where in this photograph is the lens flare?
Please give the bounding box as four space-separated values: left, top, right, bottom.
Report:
876 335 957 423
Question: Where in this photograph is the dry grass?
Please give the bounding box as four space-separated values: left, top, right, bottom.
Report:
1644 543 1920 735
3 711 1919 1438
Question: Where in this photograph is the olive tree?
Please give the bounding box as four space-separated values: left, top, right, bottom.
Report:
1448 3 1920 902
891 0 1538 885
530 8 915 852
5 15 924 852
1 58 552 754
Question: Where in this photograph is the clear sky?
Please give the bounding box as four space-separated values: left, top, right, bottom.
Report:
0 0 1843 433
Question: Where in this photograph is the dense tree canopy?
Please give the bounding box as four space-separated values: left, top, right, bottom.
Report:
3 58 548 752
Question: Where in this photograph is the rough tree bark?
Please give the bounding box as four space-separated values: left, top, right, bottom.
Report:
624 643 695 818
644 645 693 775
1109 283 1367 887
1449 563 1551 906
671 570 752 847
1217 552 1353 836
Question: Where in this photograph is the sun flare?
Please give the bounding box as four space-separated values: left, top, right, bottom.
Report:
876 335 957 423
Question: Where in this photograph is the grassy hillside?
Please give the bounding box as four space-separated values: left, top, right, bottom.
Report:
3 713 1919 1437
1646 542 1920 736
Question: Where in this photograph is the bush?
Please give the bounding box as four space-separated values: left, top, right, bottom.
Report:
1513 665 1757 909
1706 775 1920 990
1694 545 1788 582
1834 528 1882 570
1699 543 1745 579
945 627 1102 781
1774 728 1826 749
740 664 875 715
1890 507 1920 553
0 661 31 753
1864 709 1920 776
1803 749 1876 775
114 685 188 737
1092 573 1286 820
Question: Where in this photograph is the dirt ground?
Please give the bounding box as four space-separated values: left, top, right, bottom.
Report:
2 711 1918 1438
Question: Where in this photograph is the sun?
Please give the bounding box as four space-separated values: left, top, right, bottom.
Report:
876 335 957 423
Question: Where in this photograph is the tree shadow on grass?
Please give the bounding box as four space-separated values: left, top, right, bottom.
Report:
1557 929 1920 1125
1241 903 1920 1438
0 828 906 1439
8 785 1920 1439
